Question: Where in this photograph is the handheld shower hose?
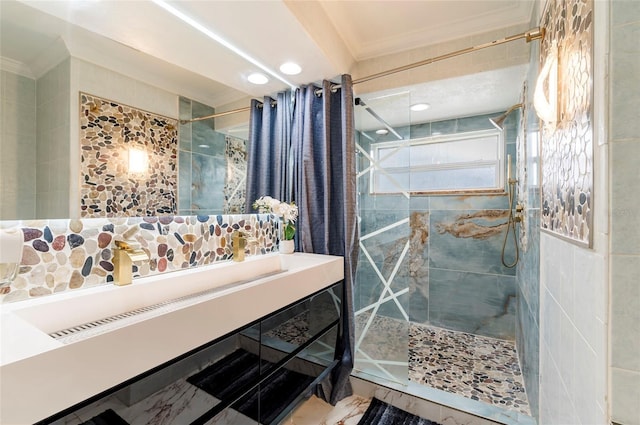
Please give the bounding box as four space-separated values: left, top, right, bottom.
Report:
501 179 521 268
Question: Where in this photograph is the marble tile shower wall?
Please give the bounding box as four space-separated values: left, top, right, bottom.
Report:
357 113 518 341
0 214 277 304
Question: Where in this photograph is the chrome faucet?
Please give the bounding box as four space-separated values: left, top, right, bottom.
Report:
232 231 258 262
113 240 148 286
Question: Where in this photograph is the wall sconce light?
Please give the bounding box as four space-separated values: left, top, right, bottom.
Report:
128 147 149 175
534 41 559 126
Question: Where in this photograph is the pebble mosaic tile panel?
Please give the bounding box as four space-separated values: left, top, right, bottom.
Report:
80 93 178 218
224 135 248 214
0 214 276 304
540 0 593 246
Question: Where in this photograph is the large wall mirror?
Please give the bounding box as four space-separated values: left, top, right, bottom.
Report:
0 0 252 221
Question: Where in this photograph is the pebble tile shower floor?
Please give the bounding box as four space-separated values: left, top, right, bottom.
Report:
356 314 530 416
408 323 530 415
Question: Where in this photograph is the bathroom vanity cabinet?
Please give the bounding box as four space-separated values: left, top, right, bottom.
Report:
39 280 343 425
1 253 344 424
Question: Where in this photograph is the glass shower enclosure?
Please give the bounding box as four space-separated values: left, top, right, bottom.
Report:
354 91 412 384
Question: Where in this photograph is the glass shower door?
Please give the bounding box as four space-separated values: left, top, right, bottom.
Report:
354 92 411 384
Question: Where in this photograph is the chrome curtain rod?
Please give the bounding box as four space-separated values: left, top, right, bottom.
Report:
180 105 251 124
184 27 545 123
180 100 272 124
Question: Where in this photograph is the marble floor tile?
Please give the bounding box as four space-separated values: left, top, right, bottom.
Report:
118 379 217 425
284 395 371 425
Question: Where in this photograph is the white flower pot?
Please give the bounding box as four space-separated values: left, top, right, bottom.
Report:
279 240 295 254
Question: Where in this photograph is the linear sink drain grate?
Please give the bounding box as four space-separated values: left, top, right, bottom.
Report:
48 269 287 343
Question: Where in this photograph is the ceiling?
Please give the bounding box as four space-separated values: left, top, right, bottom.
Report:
1 0 534 125
317 0 534 61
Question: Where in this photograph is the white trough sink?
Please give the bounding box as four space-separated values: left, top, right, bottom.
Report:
0 252 344 424
13 253 284 336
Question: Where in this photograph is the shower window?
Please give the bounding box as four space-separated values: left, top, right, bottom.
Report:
370 129 504 194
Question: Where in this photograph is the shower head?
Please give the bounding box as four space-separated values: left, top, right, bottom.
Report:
489 103 523 131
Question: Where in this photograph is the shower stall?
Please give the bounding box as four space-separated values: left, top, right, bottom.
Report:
353 84 532 420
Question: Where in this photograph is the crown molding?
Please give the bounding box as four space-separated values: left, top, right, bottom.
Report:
0 57 34 78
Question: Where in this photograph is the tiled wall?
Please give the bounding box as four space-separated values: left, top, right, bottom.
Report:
0 70 36 219
0 214 277 304
79 93 178 217
36 58 71 219
539 0 594 245
610 1 640 424
223 135 248 214
357 112 518 341
537 0 608 424
69 57 178 218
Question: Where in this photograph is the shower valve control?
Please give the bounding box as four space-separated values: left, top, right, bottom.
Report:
514 203 525 222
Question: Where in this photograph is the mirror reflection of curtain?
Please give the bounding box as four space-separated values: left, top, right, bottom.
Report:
245 91 293 208
291 74 358 404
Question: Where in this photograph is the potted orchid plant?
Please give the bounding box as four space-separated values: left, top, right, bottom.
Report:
253 196 298 253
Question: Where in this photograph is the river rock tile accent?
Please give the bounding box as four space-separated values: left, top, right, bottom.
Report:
80 93 178 218
0 214 276 304
410 323 530 416
224 135 247 214
540 0 593 245
354 313 530 416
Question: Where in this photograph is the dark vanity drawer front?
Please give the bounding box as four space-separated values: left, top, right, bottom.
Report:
260 282 342 356
259 325 339 425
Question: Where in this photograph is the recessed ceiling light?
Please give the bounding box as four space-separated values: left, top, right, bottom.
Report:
410 103 430 112
376 129 389 135
247 73 269 85
279 62 302 75
198 144 209 148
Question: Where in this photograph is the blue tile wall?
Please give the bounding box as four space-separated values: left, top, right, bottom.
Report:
428 268 516 339
358 112 521 341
